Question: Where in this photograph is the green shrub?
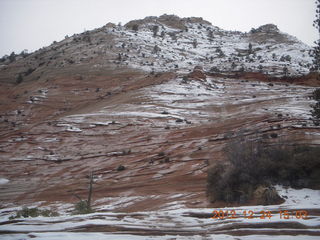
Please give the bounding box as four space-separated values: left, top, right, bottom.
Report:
270 133 278 138
25 68 35 76
132 24 139 32
16 74 23 84
158 152 165 157
210 66 220 73
9 207 59 219
117 165 125 171
73 200 92 215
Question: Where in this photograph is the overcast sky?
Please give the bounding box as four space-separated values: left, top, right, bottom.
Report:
0 0 318 57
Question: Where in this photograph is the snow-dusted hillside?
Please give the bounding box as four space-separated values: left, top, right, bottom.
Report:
0 14 319 240
0 14 312 84
107 15 312 76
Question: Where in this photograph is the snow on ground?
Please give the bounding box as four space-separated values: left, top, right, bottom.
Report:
0 186 319 239
53 76 315 134
94 196 152 211
56 123 82 132
276 185 320 209
0 178 9 184
2 233 320 240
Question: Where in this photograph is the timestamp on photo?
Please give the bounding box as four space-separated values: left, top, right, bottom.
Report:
211 209 309 220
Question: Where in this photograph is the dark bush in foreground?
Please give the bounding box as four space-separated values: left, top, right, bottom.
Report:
207 139 320 205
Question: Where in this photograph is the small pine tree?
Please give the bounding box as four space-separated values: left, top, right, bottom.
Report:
310 0 320 71
208 30 214 42
117 53 122 61
153 45 161 54
152 25 159 37
170 33 177 41
132 24 139 32
16 73 23 84
272 53 277 60
285 55 291 62
311 89 320 125
312 102 320 125
248 43 253 54
192 39 198 48
216 47 225 58
21 49 28 58
283 66 288 76
9 52 16 63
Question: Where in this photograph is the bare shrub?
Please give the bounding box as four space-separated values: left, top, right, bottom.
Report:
207 136 320 205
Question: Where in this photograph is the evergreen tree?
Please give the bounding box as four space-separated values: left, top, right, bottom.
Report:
311 89 320 125
117 53 122 61
9 52 16 63
192 39 198 48
132 24 139 32
283 66 288 76
310 0 320 71
16 73 23 84
248 43 253 54
153 45 161 54
152 25 159 37
208 30 214 42
272 53 277 60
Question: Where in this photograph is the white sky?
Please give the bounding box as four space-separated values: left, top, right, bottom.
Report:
0 0 318 57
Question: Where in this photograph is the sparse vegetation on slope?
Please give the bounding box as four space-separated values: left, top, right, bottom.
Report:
9 207 59 219
0 14 313 85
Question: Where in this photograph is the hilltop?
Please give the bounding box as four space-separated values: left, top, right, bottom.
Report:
0 14 314 85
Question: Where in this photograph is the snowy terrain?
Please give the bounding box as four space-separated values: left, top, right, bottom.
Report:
58 76 315 134
0 186 319 239
0 14 319 240
1 76 318 239
106 20 312 76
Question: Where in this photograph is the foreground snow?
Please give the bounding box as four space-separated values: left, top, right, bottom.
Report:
0 186 319 239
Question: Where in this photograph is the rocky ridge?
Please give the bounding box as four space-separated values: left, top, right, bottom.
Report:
0 14 313 84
